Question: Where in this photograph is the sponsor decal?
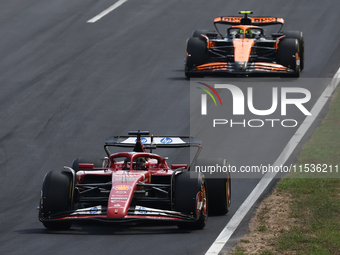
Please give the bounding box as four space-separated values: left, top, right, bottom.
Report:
110 197 128 200
113 185 131 190
114 191 127 194
71 205 102 215
89 206 99 214
114 177 138 181
135 137 147 143
137 206 148 214
160 137 173 144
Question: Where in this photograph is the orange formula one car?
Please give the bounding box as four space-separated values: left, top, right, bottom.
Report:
185 11 304 78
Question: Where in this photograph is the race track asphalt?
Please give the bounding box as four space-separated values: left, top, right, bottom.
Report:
1 1 340 254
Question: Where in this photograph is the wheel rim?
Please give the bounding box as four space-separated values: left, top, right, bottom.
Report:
226 173 231 210
197 183 207 218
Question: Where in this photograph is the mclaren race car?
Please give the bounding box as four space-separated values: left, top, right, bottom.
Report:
185 11 304 78
38 131 231 230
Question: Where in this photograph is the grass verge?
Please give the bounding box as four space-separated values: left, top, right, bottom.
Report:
231 87 340 255
275 87 340 254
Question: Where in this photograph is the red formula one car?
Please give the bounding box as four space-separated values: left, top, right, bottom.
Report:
38 131 231 230
185 11 304 78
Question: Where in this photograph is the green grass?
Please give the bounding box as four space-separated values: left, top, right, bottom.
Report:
274 87 340 254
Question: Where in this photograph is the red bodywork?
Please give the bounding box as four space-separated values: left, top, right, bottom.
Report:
59 152 190 222
39 133 204 225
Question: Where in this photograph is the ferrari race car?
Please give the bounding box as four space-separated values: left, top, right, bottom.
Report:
185 11 304 78
38 131 231 230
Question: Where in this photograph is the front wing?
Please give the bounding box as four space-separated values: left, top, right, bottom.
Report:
39 205 195 223
188 62 295 76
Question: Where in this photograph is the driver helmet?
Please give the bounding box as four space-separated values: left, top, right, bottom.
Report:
237 29 252 38
135 157 147 170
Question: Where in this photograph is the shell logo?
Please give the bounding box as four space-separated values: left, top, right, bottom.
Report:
113 185 131 190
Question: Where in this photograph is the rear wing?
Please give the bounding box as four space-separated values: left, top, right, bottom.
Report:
214 16 284 26
213 11 284 36
105 129 201 151
104 131 202 168
105 136 202 148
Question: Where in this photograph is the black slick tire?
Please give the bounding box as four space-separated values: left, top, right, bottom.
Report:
174 171 207 230
39 171 73 230
185 37 206 78
278 38 300 77
284 31 304 70
194 158 231 215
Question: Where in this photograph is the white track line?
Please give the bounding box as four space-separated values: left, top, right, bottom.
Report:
205 68 340 255
87 0 128 23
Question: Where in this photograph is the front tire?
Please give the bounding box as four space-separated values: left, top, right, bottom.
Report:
185 37 206 78
174 171 207 230
39 171 73 230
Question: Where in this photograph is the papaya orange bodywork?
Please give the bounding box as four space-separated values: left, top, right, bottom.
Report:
233 39 254 62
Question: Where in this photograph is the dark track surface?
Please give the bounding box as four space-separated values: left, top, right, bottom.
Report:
1 1 340 254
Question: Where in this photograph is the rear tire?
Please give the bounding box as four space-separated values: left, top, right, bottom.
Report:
284 31 304 70
194 158 231 215
278 38 300 77
174 171 207 230
185 37 206 78
39 171 73 230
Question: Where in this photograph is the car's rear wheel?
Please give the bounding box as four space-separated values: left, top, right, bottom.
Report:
185 37 206 78
194 158 231 215
39 171 73 230
278 38 300 77
174 171 207 230
284 31 304 70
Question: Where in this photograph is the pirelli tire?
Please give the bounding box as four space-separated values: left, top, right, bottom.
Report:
278 38 300 78
194 158 231 215
185 37 207 78
284 31 304 70
71 157 107 172
39 171 73 230
174 171 208 230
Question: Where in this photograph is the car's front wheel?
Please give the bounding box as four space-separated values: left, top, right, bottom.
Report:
39 171 73 230
185 37 206 78
174 171 207 230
